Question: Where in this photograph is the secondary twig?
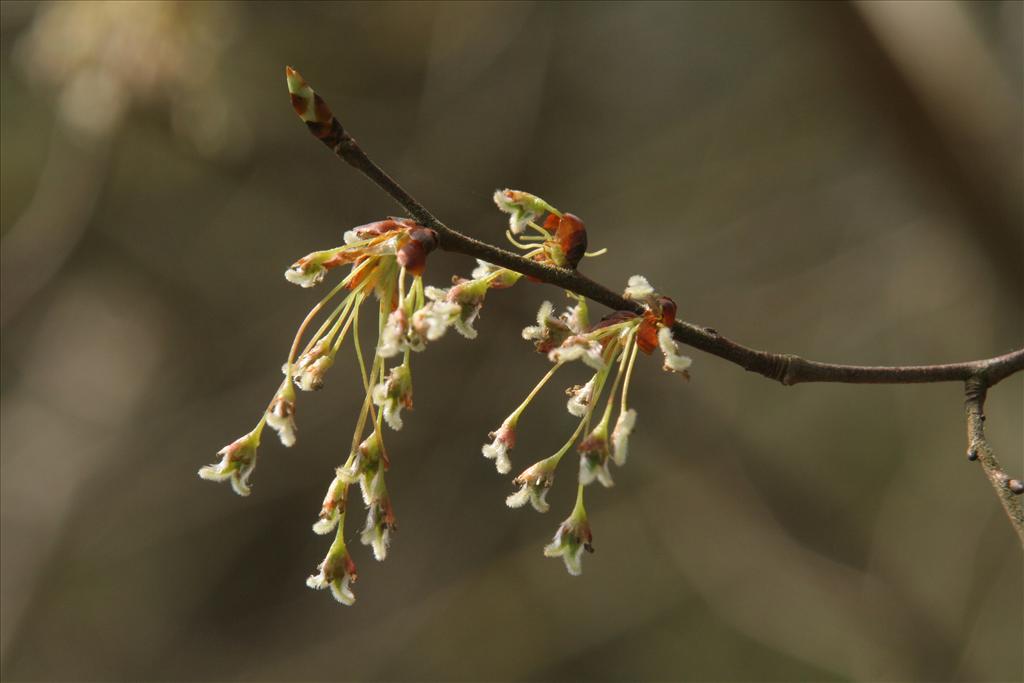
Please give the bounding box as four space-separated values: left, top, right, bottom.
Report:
964 377 1024 543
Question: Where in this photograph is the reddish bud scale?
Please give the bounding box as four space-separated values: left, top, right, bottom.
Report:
636 316 660 354
657 296 677 327
351 219 408 239
396 227 438 276
545 213 588 269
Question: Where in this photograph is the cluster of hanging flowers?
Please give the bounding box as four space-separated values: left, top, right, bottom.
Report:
198 66 692 605
483 273 691 575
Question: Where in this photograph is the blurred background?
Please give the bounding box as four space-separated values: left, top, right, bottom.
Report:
1 1 1021 681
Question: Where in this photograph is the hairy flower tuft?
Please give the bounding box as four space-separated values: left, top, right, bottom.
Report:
611 409 637 466
506 458 557 513
493 189 556 234
658 326 692 374
483 419 517 474
372 365 413 431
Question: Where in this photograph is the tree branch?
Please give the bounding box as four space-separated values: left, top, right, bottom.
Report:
318 114 1024 388
286 68 1024 544
965 377 1024 543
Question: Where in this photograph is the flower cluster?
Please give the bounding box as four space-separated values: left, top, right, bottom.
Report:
200 66 682 604
484 275 690 575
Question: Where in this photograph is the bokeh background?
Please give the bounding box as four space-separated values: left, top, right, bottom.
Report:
1 1 1022 681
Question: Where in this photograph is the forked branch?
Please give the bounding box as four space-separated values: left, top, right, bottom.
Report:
965 377 1024 543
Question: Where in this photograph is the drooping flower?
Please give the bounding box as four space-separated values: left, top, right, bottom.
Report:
578 425 614 488
482 418 517 474
372 364 413 431
290 338 336 391
360 495 396 561
544 501 594 576
340 432 388 506
198 428 261 496
566 375 597 417
506 458 557 513
306 539 358 606
313 470 348 535
412 290 461 341
445 279 490 339
658 326 692 374
611 409 637 466
377 309 409 358
523 300 576 354
549 335 605 370
266 382 297 447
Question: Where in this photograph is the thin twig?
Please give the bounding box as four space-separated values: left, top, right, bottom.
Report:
964 377 1024 543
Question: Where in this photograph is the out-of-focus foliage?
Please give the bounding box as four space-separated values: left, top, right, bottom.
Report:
1 2 1020 681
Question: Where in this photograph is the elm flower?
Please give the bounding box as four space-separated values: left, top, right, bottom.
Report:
198 428 261 496
284 254 328 288
493 189 557 234
411 299 460 341
658 326 692 373
446 279 490 339
266 382 297 447
611 409 637 466
482 418 516 474
578 425 614 488
313 470 348 535
346 433 387 506
372 364 413 431
506 458 557 513
522 300 575 354
543 497 593 576
566 376 597 417
360 495 396 561
306 538 358 606
290 338 336 391
549 335 605 370
470 260 520 290
377 308 409 358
